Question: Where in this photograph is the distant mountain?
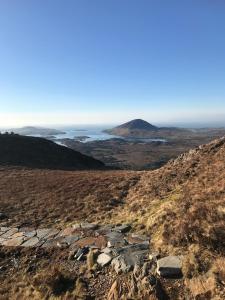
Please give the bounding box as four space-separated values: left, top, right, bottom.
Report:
116 119 158 130
8 126 65 136
104 119 189 138
0 133 105 170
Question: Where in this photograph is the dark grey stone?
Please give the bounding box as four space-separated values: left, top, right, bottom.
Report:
157 256 183 277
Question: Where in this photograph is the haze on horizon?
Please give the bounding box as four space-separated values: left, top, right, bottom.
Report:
0 1 225 128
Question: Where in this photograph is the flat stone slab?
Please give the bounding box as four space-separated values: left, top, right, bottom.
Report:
113 224 131 233
36 229 52 239
22 237 40 247
24 231 36 238
73 236 107 249
59 227 78 236
2 237 25 247
125 234 150 245
0 228 18 238
0 227 10 232
106 231 127 248
157 256 183 277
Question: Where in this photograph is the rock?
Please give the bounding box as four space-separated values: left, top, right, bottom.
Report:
157 256 183 277
111 255 132 274
113 224 131 233
2 237 25 246
59 227 78 236
80 223 98 230
106 231 127 248
95 224 114 235
64 235 80 245
43 229 60 239
110 242 149 273
0 228 18 238
97 253 112 267
126 234 150 245
0 227 10 232
22 237 40 247
117 242 149 254
0 237 6 244
73 236 107 249
101 247 113 254
36 228 52 239
24 231 36 238
10 232 25 238
0 212 7 220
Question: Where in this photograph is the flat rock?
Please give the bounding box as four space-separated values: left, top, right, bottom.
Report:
59 227 78 236
44 229 60 239
2 237 25 247
97 253 112 267
0 227 10 232
113 224 131 233
41 236 66 248
10 232 25 239
80 223 98 230
0 228 18 238
64 235 80 245
101 247 113 254
36 228 52 239
73 236 107 249
157 256 183 277
96 224 114 235
22 237 40 247
24 231 36 238
126 234 150 245
106 231 127 248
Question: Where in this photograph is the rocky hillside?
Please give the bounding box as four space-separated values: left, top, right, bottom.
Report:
105 136 225 297
0 133 105 170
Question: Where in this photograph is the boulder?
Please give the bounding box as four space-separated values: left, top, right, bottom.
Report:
157 256 183 277
106 231 127 248
111 248 148 274
97 253 112 267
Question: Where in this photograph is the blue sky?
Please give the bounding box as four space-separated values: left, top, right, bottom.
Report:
0 0 225 126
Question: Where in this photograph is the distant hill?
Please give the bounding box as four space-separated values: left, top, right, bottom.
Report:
8 126 65 136
116 119 158 130
0 133 105 170
104 119 189 138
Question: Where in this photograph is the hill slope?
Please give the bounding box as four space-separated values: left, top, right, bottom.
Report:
0 136 224 299
0 133 105 170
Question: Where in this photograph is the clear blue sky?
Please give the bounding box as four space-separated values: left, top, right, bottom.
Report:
0 0 225 126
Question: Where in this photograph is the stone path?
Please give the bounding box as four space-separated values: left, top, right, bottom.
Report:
0 223 182 277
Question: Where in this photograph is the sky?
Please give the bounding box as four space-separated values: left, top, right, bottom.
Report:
0 0 225 127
